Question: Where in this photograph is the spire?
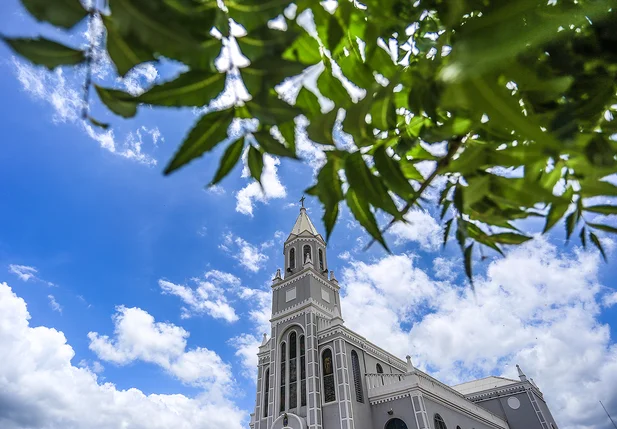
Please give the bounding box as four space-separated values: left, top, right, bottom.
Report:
516 364 528 382
289 206 320 237
406 355 415 374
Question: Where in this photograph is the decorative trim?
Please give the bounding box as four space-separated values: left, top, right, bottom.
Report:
272 297 334 321
273 269 339 293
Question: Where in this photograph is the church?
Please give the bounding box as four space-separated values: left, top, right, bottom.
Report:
249 207 560 429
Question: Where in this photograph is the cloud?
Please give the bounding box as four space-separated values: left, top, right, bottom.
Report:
159 270 240 322
432 256 459 281
8 264 38 282
220 233 269 272
388 209 442 251
339 239 617 429
0 282 245 429
88 306 234 391
236 154 286 216
11 59 158 166
47 295 62 313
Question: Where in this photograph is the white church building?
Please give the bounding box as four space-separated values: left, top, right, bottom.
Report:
250 207 559 429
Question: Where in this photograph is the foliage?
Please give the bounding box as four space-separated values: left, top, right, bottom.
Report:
4 0 617 283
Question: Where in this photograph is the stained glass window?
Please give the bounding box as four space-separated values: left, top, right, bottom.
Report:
434 414 447 429
322 349 336 403
385 418 409 429
351 350 363 403
280 342 286 412
300 336 306 406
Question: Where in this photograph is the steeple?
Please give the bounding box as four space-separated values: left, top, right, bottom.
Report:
283 205 328 278
516 364 528 382
288 206 321 239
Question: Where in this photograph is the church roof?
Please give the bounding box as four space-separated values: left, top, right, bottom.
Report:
451 376 519 395
289 207 320 237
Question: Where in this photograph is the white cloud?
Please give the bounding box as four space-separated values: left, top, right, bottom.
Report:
12 59 158 166
339 239 617 429
220 233 269 272
88 306 234 391
47 295 62 313
603 291 617 308
388 209 442 251
432 256 459 281
236 154 286 216
120 64 159 96
0 282 245 429
206 184 226 195
8 264 38 282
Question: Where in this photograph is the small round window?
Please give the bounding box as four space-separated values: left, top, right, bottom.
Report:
507 396 521 410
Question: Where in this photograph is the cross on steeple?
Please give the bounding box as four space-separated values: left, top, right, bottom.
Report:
299 195 305 208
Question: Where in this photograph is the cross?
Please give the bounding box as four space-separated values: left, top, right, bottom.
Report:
299 195 305 208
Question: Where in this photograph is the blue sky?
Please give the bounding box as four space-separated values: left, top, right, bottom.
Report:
1 1 617 429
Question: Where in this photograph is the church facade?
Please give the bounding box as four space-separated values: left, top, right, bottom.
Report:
249 207 560 429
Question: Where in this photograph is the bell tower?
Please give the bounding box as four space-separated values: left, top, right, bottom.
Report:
252 205 342 429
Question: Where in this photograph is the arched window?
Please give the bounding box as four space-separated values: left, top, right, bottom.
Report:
280 342 286 412
289 332 297 409
303 245 312 265
322 349 336 402
300 335 306 406
289 248 296 270
385 418 408 429
351 350 363 403
319 249 324 270
376 363 384 374
434 414 447 429
263 368 270 417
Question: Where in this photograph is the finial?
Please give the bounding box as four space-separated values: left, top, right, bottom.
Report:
406 355 414 373
516 364 528 382
330 270 338 283
261 333 268 345
273 268 282 280
299 195 306 208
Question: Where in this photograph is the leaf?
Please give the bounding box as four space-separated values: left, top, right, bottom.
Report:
317 65 352 108
2 37 84 69
589 231 607 262
373 145 415 201
443 218 453 248
587 223 617 234
282 32 322 65
21 0 87 29
247 145 264 183
490 232 532 245
326 13 344 52
210 138 244 185
247 97 301 126
584 205 617 215
565 211 577 242
164 109 233 175
371 91 397 131
344 151 400 219
254 130 297 159
95 86 138 118
102 15 156 77
87 116 110 129
346 188 389 251
543 188 573 233
464 243 474 285
135 70 226 107
580 226 587 249
312 154 344 239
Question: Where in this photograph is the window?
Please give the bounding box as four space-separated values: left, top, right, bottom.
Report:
289 248 295 270
300 335 306 406
385 418 408 429
303 245 312 264
280 342 286 412
319 249 324 270
351 350 363 403
263 368 270 417
434 414 447 429
322 349 336 403
376 363 384 374
289 332 297 409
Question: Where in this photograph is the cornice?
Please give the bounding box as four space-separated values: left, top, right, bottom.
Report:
272 269 338 292
465 382 544 402
270 300 332 327
284 235 326 247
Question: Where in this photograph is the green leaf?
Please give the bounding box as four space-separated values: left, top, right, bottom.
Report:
165 109 233 175
543 188 573 233
135 70 226 107
587 223 617 234
312 154 344 240
464 243 474 285
247 145 264 183
326 13 344 52
565 211 578 242
282 32 322 65
247 97 301 125
306 109 338 146
95 86 138 118
103 15 156 77
580 226 587 249
21 0 87 29
210 138 244 185
371 91 397 131
490 232 532 245
589 231 607 262
87 116 110 129
443 218 453 248
584 205 617 216
373 145 415 201
344 151 400 219
317 66 352 108
254 130 297 159
346 188 389 251
2 37 84 69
